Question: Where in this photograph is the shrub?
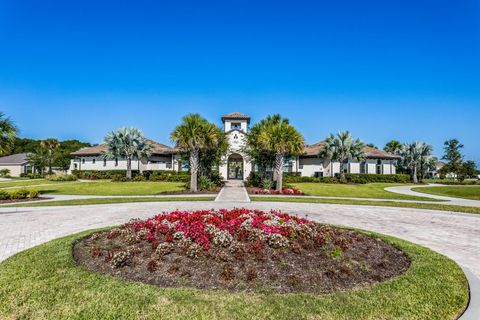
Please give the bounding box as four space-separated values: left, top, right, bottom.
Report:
132 175 146 182
197 176 217 191
111 251 133 268
283 173 411 184
0 190 10 200
72 170 138 180
9 189 30 199
261 179 274 189
146 170 190 182
246 171 262 187
45 174 77 181
111 174 128 182
0 169 10 177
29 189 40 198
20 173 42 179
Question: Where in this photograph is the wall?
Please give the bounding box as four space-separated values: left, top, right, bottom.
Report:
0 164 24 177
69 155 175 172
297 157 396 177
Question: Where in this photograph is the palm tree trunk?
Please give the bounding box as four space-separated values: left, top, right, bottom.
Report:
126 156 132 180
339 158 346 180
275 152 284 191
190 149 199 192
412 165 418 183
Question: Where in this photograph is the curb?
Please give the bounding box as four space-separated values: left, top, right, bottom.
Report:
459 266 480 319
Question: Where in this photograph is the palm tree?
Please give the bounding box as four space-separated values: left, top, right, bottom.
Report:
256 115 304 191
0 112 18 156
40 138 60 174
401 141 433 183
244 114 282 180
384 140 403 155
319 131 365 180
171 114 222 192
102 127 153 180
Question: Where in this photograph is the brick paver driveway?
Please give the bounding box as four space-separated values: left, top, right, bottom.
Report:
1 201 479 278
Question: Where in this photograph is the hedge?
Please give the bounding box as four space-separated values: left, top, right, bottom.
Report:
284 173 411 184
72 170 190 182
0 188 40 200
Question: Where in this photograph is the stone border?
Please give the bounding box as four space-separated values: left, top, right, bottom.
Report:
459 266 480 319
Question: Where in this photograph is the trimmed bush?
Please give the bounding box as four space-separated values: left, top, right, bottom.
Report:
72 170 137 180
284 173 411 184
0 190 10 200
0 169 10 177
132 175 146 182
45 174 77 181
19 173 42 179
145 170 190 182
29 189 40 198
9 189 31 199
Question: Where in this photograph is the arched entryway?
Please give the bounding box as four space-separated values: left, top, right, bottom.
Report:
227 153 243 180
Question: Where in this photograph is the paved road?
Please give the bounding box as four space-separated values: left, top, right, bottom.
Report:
1 201 479 280
386 184 480 207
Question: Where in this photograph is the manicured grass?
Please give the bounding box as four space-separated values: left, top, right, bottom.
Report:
0 179 65 188
251 196 480 215
0 228 467 319
290 183 442 201
4 196 216 207
413 185 480 200
6 180 187 196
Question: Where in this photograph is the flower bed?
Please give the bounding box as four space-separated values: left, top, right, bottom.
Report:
74 209 410 294
247 187 304 195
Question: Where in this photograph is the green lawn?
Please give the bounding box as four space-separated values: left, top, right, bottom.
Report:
290 183 441 201
5 180 187 196
251 196 480 215
0 229 467 319
413 185 480 200
0 179 63 188
5 196 216 207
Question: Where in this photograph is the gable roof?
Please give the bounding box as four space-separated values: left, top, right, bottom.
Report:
0 153 29 165
302 141 400 159
71 139 176 156
221 112 251 123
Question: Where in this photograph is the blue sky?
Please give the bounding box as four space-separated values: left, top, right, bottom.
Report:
0 0 479 163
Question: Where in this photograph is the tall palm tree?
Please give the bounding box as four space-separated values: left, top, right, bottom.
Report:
171 114 222 192
40 138 60 174
384 140 403 155
0 112 18 156
102 127 153 180
401 141 433 183
318 131 365 180
256 116 304 191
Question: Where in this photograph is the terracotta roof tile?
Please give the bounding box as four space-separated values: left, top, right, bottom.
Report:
71 139 176 156
302 141 400 159
221 112 250 122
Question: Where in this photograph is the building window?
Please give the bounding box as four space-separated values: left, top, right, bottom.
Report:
103 159 107 167
360 161 366 174
231 122 241 130
74 163 78 170
376 159 382 174
92 158 96 164
81 158 85 164
115 158 118 166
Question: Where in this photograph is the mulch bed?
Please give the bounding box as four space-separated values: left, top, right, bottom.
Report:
0 197 48 204
74 209 410 294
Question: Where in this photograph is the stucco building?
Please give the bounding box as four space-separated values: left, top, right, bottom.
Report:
68 112 399 180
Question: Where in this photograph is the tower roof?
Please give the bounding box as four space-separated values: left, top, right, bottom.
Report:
221 112 250 123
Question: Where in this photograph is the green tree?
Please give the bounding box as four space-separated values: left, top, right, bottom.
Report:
102 127 153 180
319 131 365 180
244 114 282 181
256 115 304 191
384 140 403 155
26 148 49 176
402 141 433 183
171 114 223 192
0 112 18 156
442 139 464 179
198 126 228 179
40 138 60 174
54 140 92 171
458 160 477 181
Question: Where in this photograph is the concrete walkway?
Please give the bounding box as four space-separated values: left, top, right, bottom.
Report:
386 184 480 207
215 180 250 202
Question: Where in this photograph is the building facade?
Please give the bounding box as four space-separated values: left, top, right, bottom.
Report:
68 112 399 180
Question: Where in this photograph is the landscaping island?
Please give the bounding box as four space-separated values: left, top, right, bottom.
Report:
0 209 468 319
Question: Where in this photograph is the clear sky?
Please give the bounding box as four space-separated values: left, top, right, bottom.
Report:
0 0 479 163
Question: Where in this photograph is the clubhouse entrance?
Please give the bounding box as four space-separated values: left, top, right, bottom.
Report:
227 153 243 180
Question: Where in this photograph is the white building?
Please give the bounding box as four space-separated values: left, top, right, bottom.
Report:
69 112 399 180
0 153 34 177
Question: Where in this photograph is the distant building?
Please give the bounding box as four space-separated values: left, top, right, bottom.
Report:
69 112 400 180
0 153 34 177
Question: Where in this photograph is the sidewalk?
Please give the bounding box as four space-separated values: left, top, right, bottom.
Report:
215 180 250 202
